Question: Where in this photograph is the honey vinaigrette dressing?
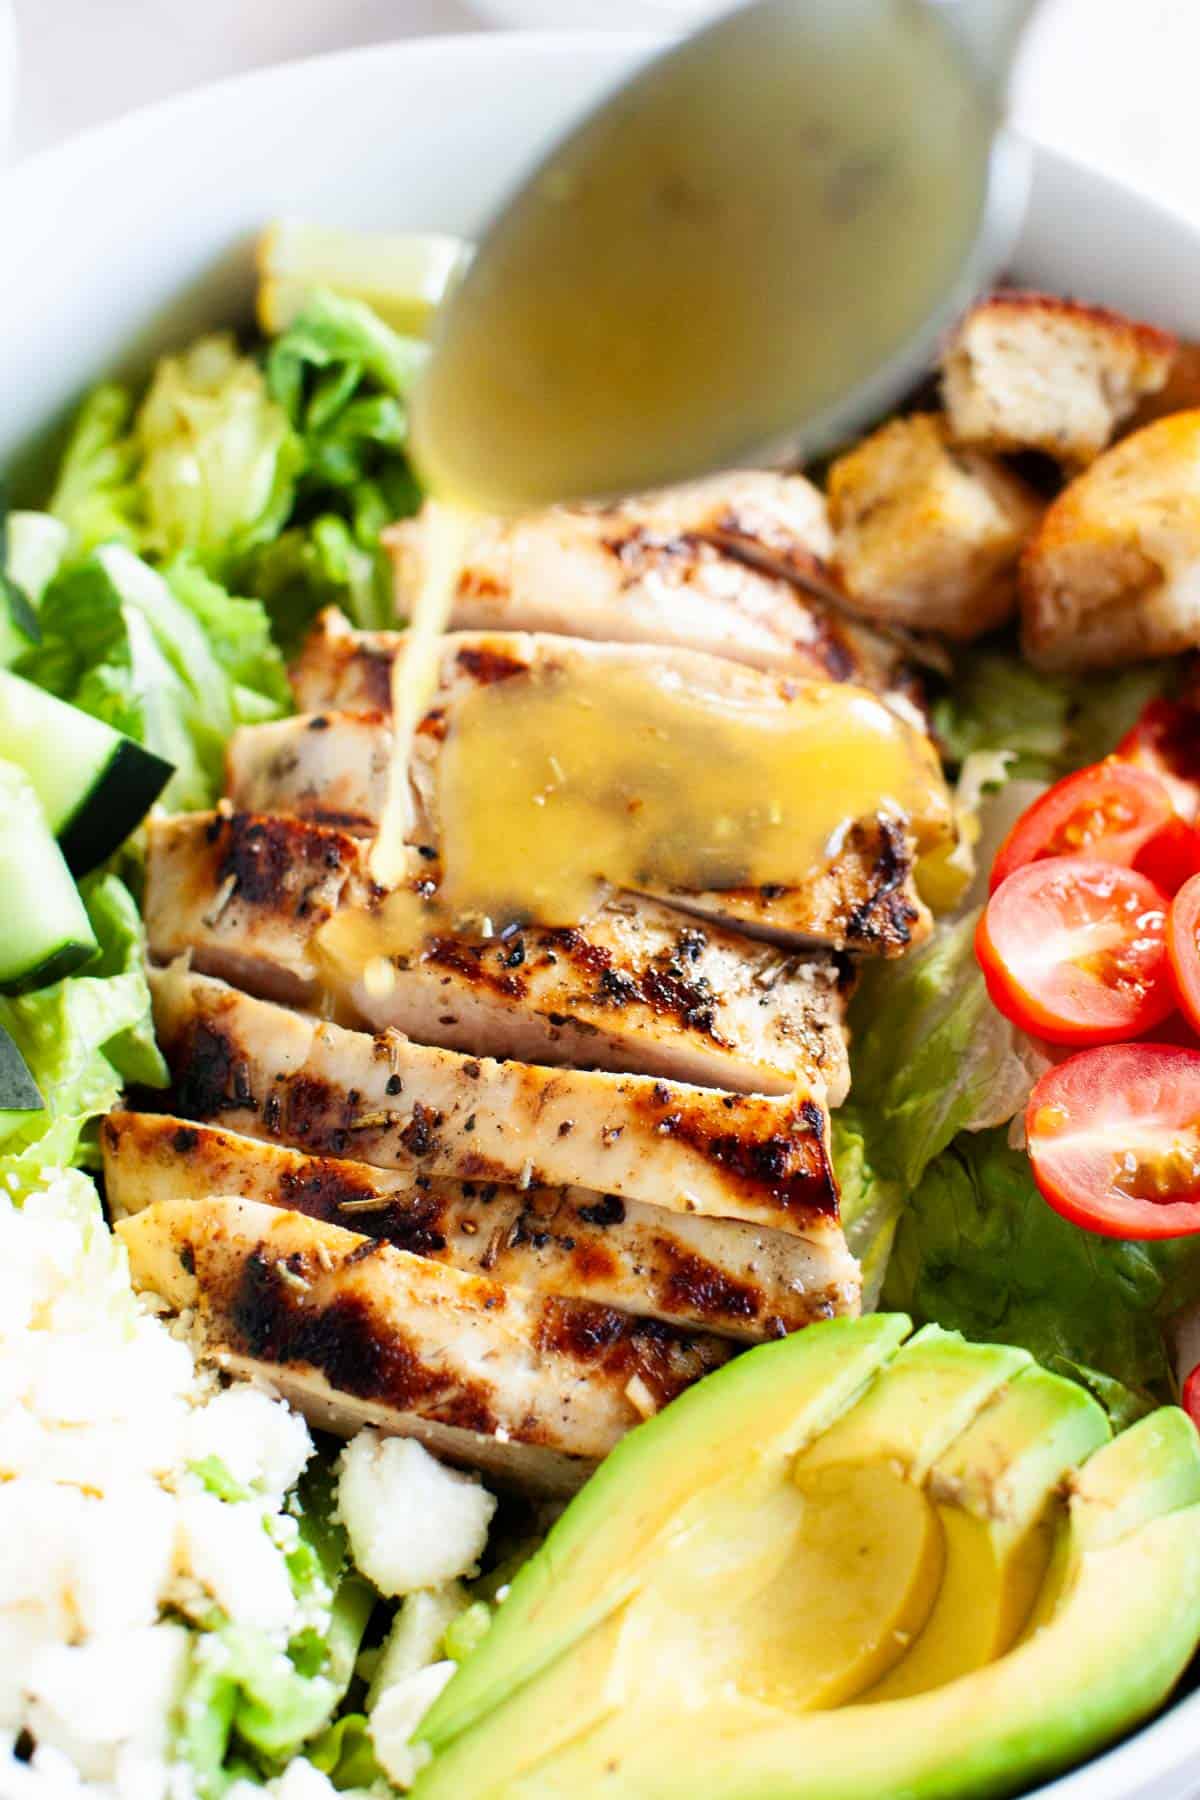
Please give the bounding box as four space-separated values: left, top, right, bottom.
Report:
316 510 953 995
315 0 987 980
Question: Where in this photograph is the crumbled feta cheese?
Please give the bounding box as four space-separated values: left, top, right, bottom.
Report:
369 1661 456 1790
336 1434 496 1596
225 1759 344 1800
367 1583 467 1708
0 1174 321 1795
173 1494 296 1635
182 1385 311 1505
25 1623 190 1781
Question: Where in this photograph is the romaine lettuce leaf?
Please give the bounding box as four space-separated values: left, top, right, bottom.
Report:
266 288 427 408
19 542 288 810
177 1453 377 1792
137 334 302 572
241 515 386 655
837 909 1049 1191
833 908 1050 1302
882 1128 1200 1426
307 1713 382 1790
245 289 426 643
933 642 1172 779
0 872 166 1186
48 384 142 553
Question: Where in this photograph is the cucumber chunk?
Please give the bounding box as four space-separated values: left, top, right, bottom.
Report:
0 668 172 874
0 1022 41 1111
0 758 97 994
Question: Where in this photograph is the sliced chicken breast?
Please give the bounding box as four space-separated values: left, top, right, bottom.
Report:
117 1197 731 1494
273 629 945 955
102 1112 860 1340
144 810 851 1099
379 476 915 694
150 965 843 1239
225 708 393 832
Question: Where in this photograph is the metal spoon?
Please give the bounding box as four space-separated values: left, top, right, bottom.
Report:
410 0 1037 513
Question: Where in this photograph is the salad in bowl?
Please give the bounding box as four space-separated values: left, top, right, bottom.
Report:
2 43 1200 1800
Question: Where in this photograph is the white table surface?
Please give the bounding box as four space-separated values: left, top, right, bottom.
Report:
9 0 1200 231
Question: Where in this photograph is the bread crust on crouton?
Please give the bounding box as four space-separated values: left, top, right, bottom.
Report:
942 290 1175 465
828 413 1042 640
1021 409 1200 671
1131 341 1200 433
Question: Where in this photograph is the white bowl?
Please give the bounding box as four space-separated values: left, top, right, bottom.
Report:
0 31 1198 1800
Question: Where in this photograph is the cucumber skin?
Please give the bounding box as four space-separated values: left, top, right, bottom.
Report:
0 936 96 997
0 1022 41 1109
57 738 174 876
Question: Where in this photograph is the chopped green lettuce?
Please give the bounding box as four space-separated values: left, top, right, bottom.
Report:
177 1455 377 1793
266 288 428 409
833 908 1050 1305
308 1713 382 1790
0 496 64 666
836 909 1048 1188
245 288 426 644
0 873 165 1187
48 384 142 553
137 334 302 571
882 1129 1200 1426
19 542 288 810
933 642 1172 779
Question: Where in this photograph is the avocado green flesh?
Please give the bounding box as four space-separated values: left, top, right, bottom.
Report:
418 1314 911 1755
413 1319 1200 1800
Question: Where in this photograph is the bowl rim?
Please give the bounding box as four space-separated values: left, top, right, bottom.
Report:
2 26 1198 1800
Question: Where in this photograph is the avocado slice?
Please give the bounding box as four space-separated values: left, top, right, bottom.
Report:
419 1313 910 1755
864 1364 1110 1701
412 1318 1200 1800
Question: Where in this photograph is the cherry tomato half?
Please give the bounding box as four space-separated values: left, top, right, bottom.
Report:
1167 871 1200 1037
1117 697 1200 822
1027 1043 1200 1238
1134 814 1200 895
990 762 1176 894
978 857 1173 1046
1184 1365 1200 1432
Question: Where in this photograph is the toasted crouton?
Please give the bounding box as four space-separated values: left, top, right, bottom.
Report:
942 291 1175 465
827 414 1042 640
1021 410 1200 671
1131 341 1200 432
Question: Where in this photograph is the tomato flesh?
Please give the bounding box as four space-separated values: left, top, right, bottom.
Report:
990 762 1175 893
1117 698 1200 822
1167 871 1200 1037
977 857 1173 1046
1134 814 1200 895
1184 1365 1200 1432
1026 1043 1200 1238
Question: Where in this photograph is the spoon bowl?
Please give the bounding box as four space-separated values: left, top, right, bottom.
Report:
412 0 1034 511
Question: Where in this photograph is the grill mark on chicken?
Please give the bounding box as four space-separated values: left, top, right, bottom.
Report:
841 816 919 948
216 812 358 907
102 1112 859 1338
116 1197 731 1489
651 815 923 952
452 644 528 685
150 968 843 1233
231 1249 503 1436
145 811 851 1098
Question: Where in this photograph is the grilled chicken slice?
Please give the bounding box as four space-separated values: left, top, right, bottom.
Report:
276 628 946 955
117 1197 731 1494
144 810 851 1100
102 1113 860 1340
379 477 915 694
226 707 393 833
150 965 843 1239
